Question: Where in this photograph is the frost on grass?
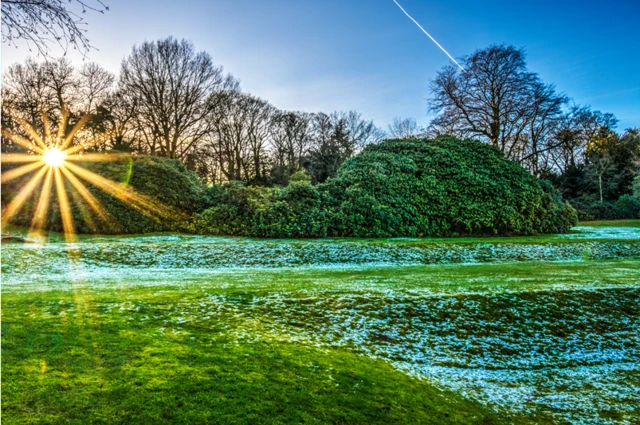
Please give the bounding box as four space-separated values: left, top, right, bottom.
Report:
2 235 639 284
154 287 638 425
2 224 639 423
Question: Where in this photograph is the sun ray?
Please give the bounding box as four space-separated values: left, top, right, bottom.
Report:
14 116 48 151
59 166 110 222
63 130 116 156
2 109 179 241
0 153 40 163
56 108 70 148
1 166 49 226
64 162 179 221
42 110 53 145
30 167 55 236
1 161 45 183
67 184 100 233
1 129 46 155
54 167 76 242
60 114 92 151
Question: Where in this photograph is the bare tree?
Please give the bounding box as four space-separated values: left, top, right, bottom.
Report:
517 81 567 174
1 0 109 58
2 57 81 149
429 44 567 165
388 117 424 139
78 62 114 113
2 59 54 126
547 106 618 174
271 111 314 174
96 89 137 151
205 92 273 182
119 37 238 159
585 154 615 203
303 111 384 183
333 110 385 156
42 57 80 109
243 95 276 183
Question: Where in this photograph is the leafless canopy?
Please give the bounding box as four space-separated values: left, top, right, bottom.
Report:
387 117 425 139
119 37 239 159
1 0 109 58
428 44 571 173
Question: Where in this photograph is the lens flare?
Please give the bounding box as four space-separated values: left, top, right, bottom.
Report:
1 109 179 241
43 148 67 167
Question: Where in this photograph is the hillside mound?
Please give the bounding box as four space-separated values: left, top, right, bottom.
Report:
1 155 205 234
193 137 577 238
324 136 577 237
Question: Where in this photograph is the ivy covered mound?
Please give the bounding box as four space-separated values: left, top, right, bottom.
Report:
2 156 205 234
194 137 577 238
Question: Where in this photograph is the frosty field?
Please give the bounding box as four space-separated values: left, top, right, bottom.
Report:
2 222 639 424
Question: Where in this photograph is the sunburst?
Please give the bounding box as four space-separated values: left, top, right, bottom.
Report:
1 109 174 241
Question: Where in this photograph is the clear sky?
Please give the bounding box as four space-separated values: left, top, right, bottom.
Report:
2 0 639 130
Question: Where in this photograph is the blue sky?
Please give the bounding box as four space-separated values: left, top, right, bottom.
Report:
2 0 639 130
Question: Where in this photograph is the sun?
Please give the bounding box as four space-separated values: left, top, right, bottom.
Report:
43 148 67 167
1 108 174 241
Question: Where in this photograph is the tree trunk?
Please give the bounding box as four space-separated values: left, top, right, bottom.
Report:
599 175 603 203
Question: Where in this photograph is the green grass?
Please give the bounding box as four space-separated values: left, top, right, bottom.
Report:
4 219 640 245
3 259 637 424
2 288 524 425
2 220 638 424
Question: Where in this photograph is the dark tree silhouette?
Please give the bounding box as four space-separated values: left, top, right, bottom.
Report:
119 37 239 159
1 0 109 58
429 44 567 168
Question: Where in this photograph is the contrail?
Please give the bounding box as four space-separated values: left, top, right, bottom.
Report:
392 0 465 71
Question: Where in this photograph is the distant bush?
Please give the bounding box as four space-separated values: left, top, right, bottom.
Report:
193 137 577 237
569 194 640 221
2 155 206 234
614 194 640 219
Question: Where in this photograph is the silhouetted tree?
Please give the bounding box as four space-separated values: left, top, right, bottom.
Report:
429 44 566 168
119 37 238 159
1 0 109 58
271 111 313 177
387 117 424 139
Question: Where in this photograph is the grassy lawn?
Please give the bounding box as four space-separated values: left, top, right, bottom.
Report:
2 279 551 425
2 221 639 424
578 219 640 228
2 306 506 424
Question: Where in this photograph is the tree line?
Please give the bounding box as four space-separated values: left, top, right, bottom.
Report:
1 37 385 186
423 44 639 219
2 39 638 219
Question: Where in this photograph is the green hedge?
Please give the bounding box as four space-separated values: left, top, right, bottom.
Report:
570 194 640 221
193 137 577 238
2 155 206 234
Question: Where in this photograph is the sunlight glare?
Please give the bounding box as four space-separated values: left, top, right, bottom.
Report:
43 148 67 167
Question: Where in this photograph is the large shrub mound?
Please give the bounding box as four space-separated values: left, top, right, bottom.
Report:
2 155 205 234
325 137 576 237
193 137 577 238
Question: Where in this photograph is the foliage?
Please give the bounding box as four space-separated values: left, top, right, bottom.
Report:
614 195 640 219
569 194 640 221
1 155 205 234
193 137 577 238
